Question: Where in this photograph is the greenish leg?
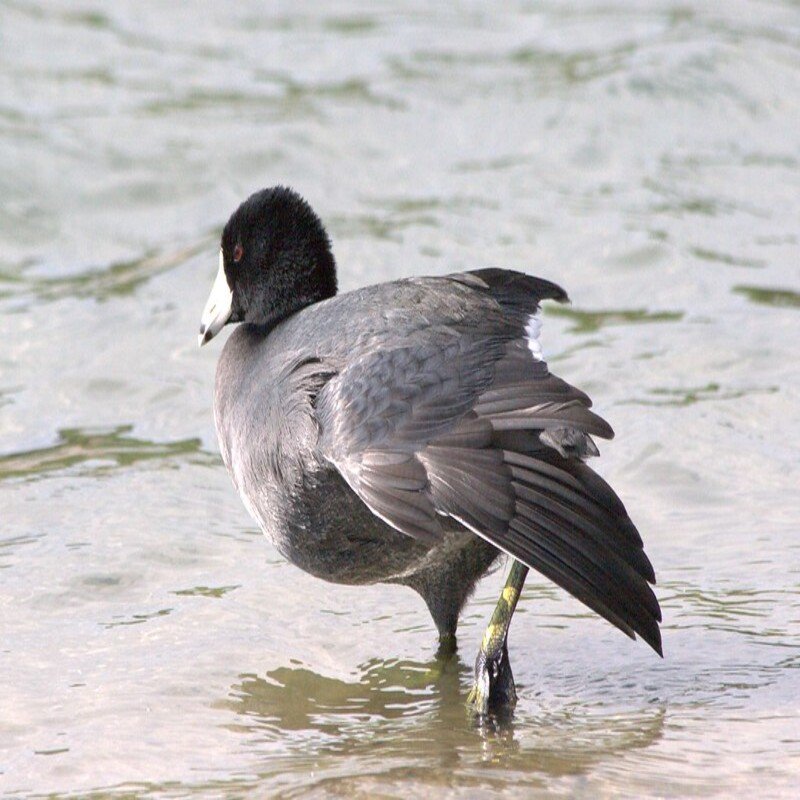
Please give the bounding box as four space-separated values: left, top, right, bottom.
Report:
466 559 529 715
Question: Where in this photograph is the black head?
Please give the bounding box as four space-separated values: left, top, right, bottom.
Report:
199 186 337 345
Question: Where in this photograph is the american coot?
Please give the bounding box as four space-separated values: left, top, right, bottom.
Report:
199 186 662 715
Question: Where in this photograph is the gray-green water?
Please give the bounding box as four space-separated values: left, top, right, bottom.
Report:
2 2 799 797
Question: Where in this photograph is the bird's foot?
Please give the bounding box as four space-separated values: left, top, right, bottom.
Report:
466 639 517 716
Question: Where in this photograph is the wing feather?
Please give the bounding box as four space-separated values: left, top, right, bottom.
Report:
315 269 662 654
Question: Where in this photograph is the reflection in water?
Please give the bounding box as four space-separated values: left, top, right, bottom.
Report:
690 246 765 269
623 382 779 407
102 606 172 629
223 656 461 733
0 425 213 481
218 657 666 793
5 239 212 305
142 75 403 122
172 584 240 598
546 304 684 334
329 210 437 243
733 285 800 309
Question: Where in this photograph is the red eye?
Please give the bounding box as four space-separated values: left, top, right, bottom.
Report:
233 244 243 263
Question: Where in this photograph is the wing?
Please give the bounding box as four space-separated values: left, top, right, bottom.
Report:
315 269 662 654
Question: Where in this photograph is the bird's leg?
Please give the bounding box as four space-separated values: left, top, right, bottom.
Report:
436 631 458 660
466 559 529 715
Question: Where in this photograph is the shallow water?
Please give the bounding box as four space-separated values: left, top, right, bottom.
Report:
2 1 799 797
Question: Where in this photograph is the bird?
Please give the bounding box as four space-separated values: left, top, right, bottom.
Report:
198 185 662 715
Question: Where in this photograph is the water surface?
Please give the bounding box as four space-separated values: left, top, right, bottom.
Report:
2 1 799 797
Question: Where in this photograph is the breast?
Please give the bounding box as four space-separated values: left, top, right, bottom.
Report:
212 326 431 584
214 329 316 521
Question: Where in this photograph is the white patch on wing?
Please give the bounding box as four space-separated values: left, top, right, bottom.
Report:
525 313 544 361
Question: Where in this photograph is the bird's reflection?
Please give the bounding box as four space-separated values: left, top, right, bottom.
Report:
225 653 463 732
218 653 666 785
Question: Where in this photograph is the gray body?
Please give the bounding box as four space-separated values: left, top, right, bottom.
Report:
214 279 502 633
213 271 662 651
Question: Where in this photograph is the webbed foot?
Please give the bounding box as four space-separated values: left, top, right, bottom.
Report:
466 559 529 717
466 639 517 715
